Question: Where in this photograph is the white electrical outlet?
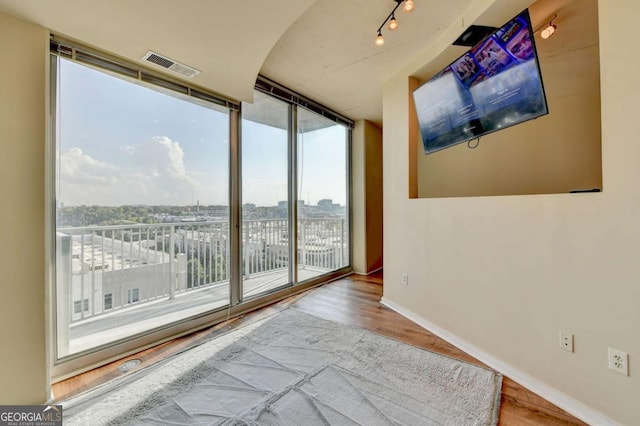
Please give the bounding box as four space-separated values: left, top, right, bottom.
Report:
608 348 629 376
560 331 574 352
401 273 408 286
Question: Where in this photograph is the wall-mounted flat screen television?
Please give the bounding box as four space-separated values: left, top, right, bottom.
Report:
413 9 548 154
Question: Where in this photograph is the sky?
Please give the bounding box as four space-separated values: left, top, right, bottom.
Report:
57 58 347 207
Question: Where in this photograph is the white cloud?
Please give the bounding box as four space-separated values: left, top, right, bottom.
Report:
61 147 115 174
126 136 195 187
59 137 202 206
60 147 120 185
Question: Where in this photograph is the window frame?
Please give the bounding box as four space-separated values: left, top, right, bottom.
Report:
47 37 353 381
127 289 140 305
104 293 113 310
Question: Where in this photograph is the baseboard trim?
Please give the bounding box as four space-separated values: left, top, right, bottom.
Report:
351 266 383 276
380 297 618 426
365 266 383 275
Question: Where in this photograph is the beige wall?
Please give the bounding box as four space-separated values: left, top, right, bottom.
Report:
417 0 601 198
0 13 48 403
352 120 383 274
352 122 366 273
351 120 367 274
383 0 639 423
364 122 383 272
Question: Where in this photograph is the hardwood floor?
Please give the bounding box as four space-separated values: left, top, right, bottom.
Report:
53 272 586 425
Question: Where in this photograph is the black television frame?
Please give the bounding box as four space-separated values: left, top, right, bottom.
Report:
413 9 549 155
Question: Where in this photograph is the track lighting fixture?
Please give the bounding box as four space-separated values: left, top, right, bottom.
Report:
538 13 558 40
375 0 415 46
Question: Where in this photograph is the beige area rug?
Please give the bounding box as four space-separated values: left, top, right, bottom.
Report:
63 309 502 425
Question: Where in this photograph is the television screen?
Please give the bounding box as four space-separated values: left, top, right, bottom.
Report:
413 10 548 154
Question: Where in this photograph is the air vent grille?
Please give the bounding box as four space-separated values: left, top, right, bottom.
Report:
145 53 174 69
142 51 200 79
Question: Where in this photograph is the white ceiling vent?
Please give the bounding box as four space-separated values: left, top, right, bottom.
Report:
142 51 200 79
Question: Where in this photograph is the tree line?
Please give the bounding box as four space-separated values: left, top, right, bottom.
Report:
58 205 185 227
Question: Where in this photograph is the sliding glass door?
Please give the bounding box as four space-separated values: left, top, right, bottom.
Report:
297 108 350 283
240 92 291 299
240 95 351 295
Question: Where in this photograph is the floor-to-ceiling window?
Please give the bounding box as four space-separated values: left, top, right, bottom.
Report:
240 91 351 297
297 108 350 282
53 56 231 359
50 41 352 377
241 92 291 299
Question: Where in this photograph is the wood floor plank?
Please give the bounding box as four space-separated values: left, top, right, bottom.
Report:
52 271 587 425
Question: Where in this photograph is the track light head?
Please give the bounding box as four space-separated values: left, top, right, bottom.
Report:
375 31 385 46
403 0 415 13
541 23 557 39
536 13 558 40
388 15 398 31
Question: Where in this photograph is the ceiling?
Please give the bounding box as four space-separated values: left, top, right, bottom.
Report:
0 0 316 103
0 0 555 125
261 0 474 125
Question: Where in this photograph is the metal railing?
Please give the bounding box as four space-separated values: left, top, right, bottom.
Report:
57 218 346 324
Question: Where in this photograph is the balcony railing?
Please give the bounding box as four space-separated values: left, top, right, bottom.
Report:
56 218 346 355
